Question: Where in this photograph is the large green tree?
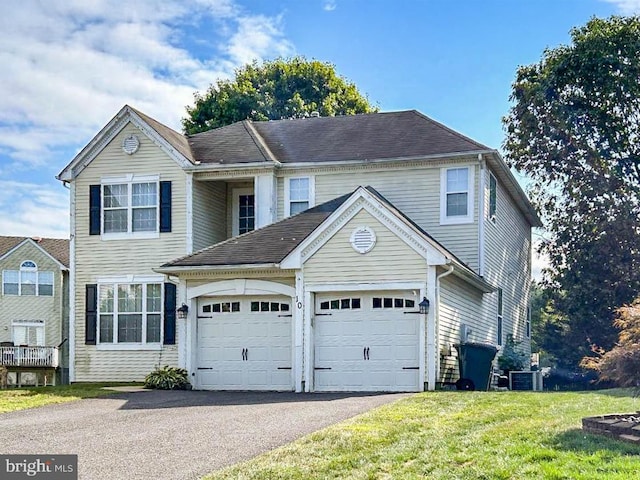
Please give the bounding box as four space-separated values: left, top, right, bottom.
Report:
183 57 377 134
503 16 640 367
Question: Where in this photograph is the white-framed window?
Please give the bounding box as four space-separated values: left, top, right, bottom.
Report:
97 282 162 345
12 320 45 346
2 261 54 296
285 176 314 217
231 188 255 236
488 172 497 222
497 288 503 346
102 175 159 238
440 166 474 224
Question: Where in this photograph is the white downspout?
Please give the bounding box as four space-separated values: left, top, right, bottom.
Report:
435 264 455 386
478 153 486 277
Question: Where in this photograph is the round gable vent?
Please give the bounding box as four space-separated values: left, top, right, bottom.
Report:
350 226 376 254
122 134 140 155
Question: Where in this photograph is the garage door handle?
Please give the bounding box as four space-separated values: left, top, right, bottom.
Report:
364 347 370 360
314 367 332 370
242 348 248 361
403 367 419 370
197 367 213 370
277 367 292 370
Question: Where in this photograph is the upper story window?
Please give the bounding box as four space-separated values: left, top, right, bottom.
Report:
489 173 497 222
90 176 172 239
285 177 314 217
2 261 54 296
440 166 474 225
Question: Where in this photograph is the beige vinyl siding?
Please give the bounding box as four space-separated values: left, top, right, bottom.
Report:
483 167 532 357
0 242 65 347
73 122 185 381
304 209 426 284
280 161 479 271
186 275 295 289
438 272 490 383
192 180 227 251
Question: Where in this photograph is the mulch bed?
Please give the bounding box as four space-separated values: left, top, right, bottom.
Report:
582 413 640 445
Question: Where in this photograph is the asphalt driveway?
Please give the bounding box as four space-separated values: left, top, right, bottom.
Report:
0 390 408 479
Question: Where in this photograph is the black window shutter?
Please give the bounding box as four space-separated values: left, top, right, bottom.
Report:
89 185 101 235
164 283 176 345
85 284 97 345
159 181 172 233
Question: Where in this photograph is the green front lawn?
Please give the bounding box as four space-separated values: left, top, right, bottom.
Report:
0 384 131 413
208 390 639 479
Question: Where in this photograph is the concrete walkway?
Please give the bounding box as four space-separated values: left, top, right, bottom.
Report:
0 390 408 479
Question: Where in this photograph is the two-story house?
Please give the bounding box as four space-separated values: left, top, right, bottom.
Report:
57 105 541 392
0 236 69 385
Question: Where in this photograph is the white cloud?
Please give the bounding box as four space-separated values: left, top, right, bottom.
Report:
0 0 294 166
323 1 337 12
0 0 294 237
601 0 640 13
0 181 69 238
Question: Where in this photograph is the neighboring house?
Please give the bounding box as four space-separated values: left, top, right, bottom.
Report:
0 236 70 385
57 105 541 392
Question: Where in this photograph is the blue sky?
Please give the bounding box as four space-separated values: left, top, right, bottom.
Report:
0 0 635 274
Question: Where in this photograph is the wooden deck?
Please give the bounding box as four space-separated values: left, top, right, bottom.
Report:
0 346 59 387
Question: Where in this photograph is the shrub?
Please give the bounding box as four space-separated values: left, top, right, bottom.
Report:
144 366 190 390
582 298 640 388
498 335 529 372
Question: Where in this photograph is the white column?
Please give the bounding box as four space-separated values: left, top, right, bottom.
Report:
426 266 437 391
303 290 313 392
177 281 187 370
254 174 277 229
293 271 304 392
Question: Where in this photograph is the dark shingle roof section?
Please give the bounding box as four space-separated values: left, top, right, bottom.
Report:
0 236 69 268
188 110 489 164
162 193 352 267
187 121 271 164
129 106 195 163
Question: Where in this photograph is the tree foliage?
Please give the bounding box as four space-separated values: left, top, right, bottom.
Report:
183 57 377 134
581 298 640 387
503 16 640 366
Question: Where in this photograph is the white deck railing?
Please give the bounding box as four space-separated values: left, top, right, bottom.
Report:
0 346 59 368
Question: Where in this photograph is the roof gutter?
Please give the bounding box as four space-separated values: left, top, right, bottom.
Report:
154 263 283 275
276 150 496 170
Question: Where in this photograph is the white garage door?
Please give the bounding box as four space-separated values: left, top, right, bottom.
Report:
314 291 421 392
197 296 292 390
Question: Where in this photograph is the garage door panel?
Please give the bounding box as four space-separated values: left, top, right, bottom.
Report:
315 291 420 392
197 296 293 391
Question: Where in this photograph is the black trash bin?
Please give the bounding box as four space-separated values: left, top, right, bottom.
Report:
453 342 498 391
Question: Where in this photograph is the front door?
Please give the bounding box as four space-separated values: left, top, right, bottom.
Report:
232 188 255 236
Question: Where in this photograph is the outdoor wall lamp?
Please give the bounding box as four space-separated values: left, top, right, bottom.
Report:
419 297 430 315
177 303 189 320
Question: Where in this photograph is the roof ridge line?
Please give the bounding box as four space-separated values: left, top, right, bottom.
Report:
243 120 280 164
410 110 490 151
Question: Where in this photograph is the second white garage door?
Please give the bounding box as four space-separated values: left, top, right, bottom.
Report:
314 291 421 392
196 296 293 390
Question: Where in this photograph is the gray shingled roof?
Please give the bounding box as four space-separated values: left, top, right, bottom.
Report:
161 193 353 268
129 106 195 163
160 186 475 275
188 121 270 164
0 236 69 268
187 110 489 164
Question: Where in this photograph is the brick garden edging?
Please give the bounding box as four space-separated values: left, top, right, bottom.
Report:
582 413 640 445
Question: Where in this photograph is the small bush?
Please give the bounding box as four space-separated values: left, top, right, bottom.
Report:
498 335 528 372
144 366 190 390
582 298 640 388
